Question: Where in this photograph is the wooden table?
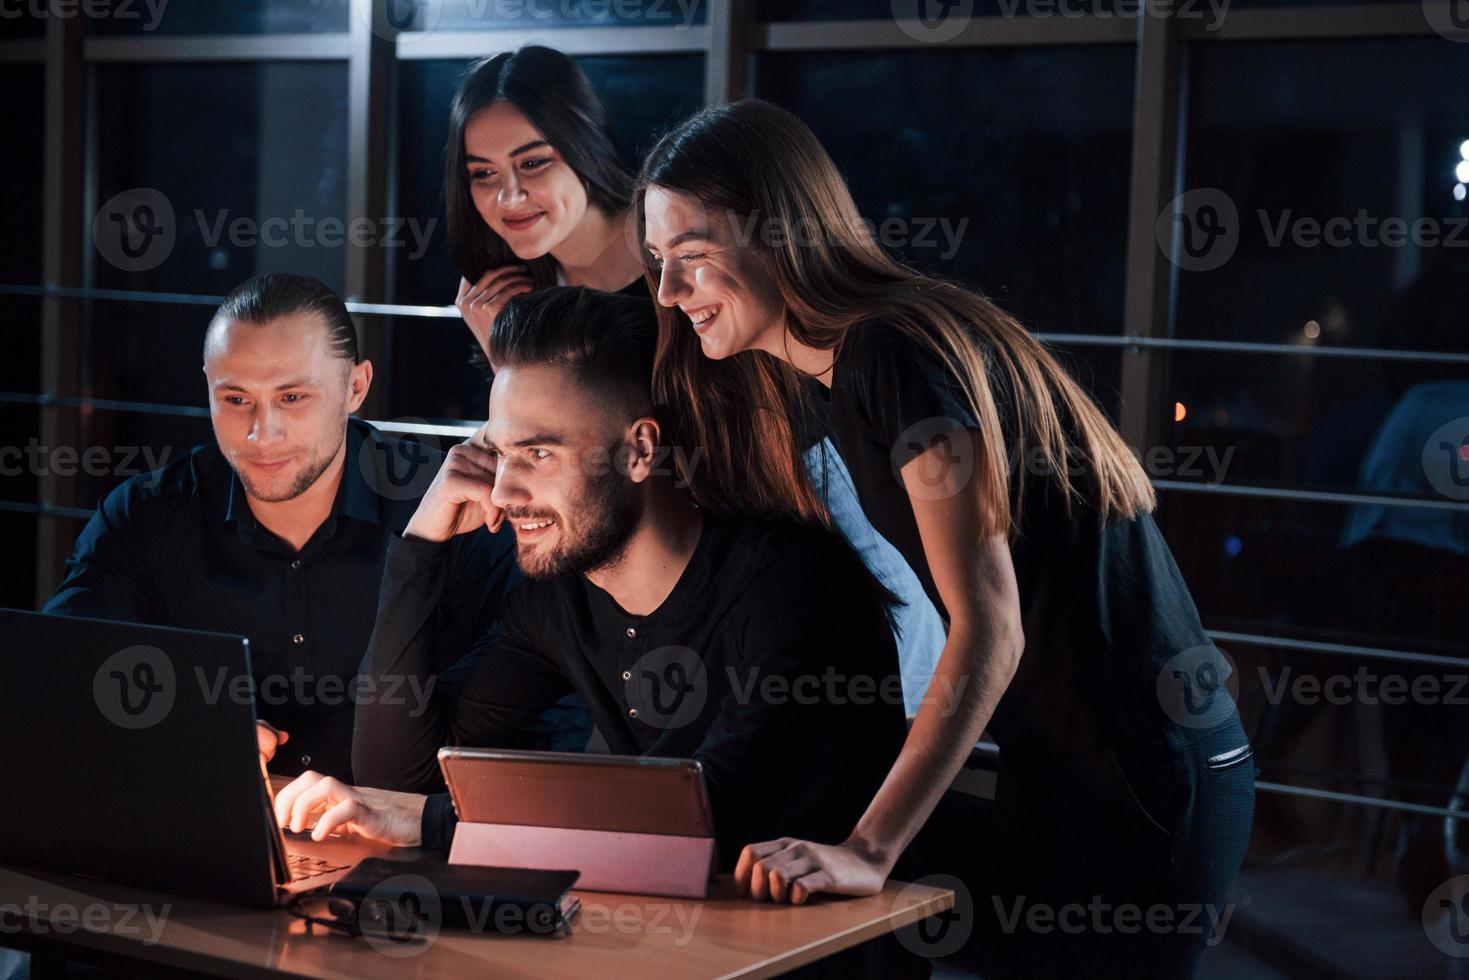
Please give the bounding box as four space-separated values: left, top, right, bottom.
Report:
0 860 952 979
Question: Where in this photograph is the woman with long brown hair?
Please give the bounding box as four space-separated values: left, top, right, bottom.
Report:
637 99 1254 977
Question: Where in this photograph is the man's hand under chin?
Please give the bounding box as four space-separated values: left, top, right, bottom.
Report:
273 770 428 847
402 432 505 542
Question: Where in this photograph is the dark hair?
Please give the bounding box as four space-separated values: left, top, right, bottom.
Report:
444 46 634 290
488 286 656 414
206 272 360 362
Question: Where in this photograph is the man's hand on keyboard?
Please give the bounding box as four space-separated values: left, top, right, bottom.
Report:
274 770 427 847
256 721 289 764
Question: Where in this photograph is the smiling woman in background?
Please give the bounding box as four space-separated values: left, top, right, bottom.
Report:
442 45 647 357
638 98 1255 979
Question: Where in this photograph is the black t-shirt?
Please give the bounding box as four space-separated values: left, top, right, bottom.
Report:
353 513 908 865
815 321 1229 772
615 276 652 299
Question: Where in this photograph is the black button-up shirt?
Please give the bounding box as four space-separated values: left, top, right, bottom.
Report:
353 512 909 865
42 418 531 782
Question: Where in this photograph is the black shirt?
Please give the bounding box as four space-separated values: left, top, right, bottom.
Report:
615 277 651 299
352 513 909 865
42 418 528 782
816 321 1228 774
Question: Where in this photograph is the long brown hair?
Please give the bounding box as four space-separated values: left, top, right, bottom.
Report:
635 99 1154 539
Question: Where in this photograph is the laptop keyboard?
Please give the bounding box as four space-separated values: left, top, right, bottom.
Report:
287 853 348 882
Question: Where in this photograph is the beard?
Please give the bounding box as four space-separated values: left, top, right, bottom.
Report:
233 443 339 504
511 464 643 580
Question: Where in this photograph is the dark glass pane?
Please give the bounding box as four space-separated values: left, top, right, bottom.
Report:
7 402 210 512
1231 794 1463 978
66 408 215 512
0 297 41 396
1 65 44 284
90 62 350 295
0 300 42 526
380 312 492 424
0 511 40 607
1234 643 1469 811
0 6 46 37
425 0 706 30
1176 39 1469 353
2 62 44 608
1153 348 1469 501
82 299 213 406
757 46 1134 335
88 0 349 35
757 0 1180 20
0 400 40 508
769 0 1110 19
6 400 209 606
1230 634 1469 976
1229 0 1421 5
1155 487 1468 654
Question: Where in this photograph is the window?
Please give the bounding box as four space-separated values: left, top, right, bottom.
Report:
90 62 351 295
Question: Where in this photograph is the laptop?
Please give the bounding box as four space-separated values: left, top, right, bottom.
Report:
0 609 392 908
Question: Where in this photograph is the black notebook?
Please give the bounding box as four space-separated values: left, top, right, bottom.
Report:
329 858 582 937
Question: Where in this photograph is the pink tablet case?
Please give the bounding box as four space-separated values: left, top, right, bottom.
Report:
439 750 718 900
449 823 716 898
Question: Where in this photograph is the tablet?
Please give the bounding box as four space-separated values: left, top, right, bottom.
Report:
437 747 716 840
